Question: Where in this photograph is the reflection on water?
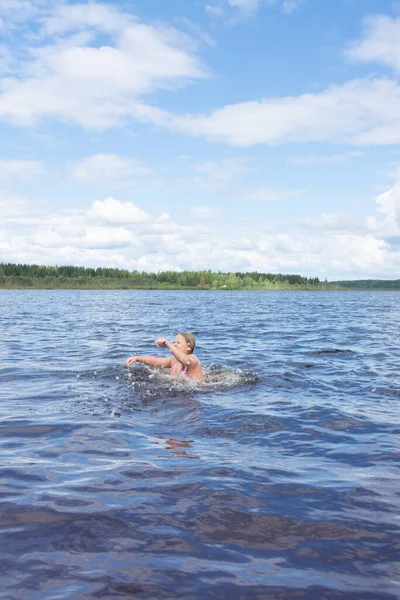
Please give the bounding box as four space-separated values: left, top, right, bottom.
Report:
163 437 199 460
0 289 399 600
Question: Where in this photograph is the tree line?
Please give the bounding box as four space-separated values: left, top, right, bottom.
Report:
335 279 400 290
2 263 398 290
0 263 331 290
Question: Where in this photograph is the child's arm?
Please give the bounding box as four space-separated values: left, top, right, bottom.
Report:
155 338 199 369
125 355 173 368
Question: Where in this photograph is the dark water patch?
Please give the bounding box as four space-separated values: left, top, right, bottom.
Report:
0 468 48 483
295 362 316 369
78 365 124 381
0 504 77 528
0 420 79 438
0 423 57 437
370 385 400 398
306 348 357 356
197 412 285 441
0 366 53 384
193 506 388 549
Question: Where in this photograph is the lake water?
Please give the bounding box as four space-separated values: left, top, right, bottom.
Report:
0 290 399 600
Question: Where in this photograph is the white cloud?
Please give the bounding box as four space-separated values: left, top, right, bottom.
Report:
0 3 207 128
1 4 398 151
300 212 377 234
0 159 44 180
281 1 303 15
2 180 400 278
346 15 400 73
205 5 224 16
0 194 191 269
376 182 400 239
298 173 400 242
0 191 32 217
0 45 12 76
69 154 151 184
245 187 306 201
87 197 152 225
148 213 180 234
154 78 400 147
42 3 132 36
255 231 390 276
322 234 389 274
0 0 42 28
30 224 136 249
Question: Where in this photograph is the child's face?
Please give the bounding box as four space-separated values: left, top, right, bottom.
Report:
174 334 190 354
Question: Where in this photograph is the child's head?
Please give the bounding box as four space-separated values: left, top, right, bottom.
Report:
178 331 196 354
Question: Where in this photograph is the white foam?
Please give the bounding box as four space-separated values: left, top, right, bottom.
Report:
126 363 257 395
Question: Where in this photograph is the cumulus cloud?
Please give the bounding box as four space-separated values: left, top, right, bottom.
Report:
87 197 152 225
0 2 206 128
0 0 43 28
255 231 390 276
376 182 400 239
1 194 211 271
300 212 377 234
69 154 152 184
42 2 132 36
0 191 32 217
152 78 400 146
1 3 399 151
1 181 400 278
346 15 400 73
148 213 180 234
30 224 136 250
298 177 400 246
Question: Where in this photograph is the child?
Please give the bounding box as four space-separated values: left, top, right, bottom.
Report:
125 332 203 382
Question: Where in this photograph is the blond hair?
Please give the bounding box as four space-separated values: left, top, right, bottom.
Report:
179 332 196 354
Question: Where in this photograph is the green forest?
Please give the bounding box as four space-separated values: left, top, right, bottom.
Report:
335 279 400 290
0 263 330 290
1 263 399 290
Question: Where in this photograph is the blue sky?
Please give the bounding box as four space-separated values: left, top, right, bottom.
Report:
1 0 400 279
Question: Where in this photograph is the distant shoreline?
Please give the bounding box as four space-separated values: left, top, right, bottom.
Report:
0 282 333 291
1 263 399 291
1 281 399 292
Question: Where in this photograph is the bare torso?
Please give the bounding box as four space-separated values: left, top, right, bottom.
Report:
170 357 203 381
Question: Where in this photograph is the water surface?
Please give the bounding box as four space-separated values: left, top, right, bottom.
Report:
1 290 399 599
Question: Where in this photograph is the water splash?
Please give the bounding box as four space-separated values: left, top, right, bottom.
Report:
125 363 257 398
